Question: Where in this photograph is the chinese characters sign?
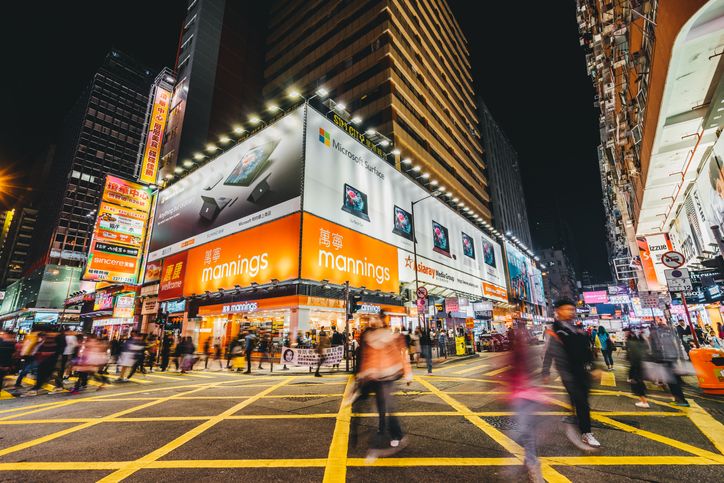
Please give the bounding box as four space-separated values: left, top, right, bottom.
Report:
138 86 171 185
83 176 153 284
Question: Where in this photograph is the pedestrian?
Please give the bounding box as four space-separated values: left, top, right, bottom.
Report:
70 335 110 393
590 327 600 359
438 330 447 358
109 336 122 374
315 328 331 377
625 329 649 408
331 327 345 370
0 332 16 389
118 333 144 382
541 298 601 450
410 328 421 367
14 331 41 389
180 336 196 373
352 315 411 460
257 331 270 370
127 333 148 379
649 319 690 407
160 334 172 371
597 326 615 370
506 322 545 483
213 341 224 370
675 320 692 359
717 321 724 339
419 326 433 374
146 335 159 372
22 332 59 397
243 330 257 374
202 338 211 370
52 329 68 391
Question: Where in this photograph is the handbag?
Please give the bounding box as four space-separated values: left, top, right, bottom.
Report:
642 361 673 383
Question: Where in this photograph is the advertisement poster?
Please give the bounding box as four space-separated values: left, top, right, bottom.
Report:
158 251 188 301
147 107 304 261
279 345 343 367
138 86 171 185
94 291 114 311
182 214 300 297
583 290 609 304
642 233 673 291
84 176 152 284
303 108 508 299
113 292 136 318
505 242 533 303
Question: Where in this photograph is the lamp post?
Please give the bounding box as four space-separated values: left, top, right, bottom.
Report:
410 190 442 331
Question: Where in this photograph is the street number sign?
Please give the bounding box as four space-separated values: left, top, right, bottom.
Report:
661 250 685 269
664 268 693 292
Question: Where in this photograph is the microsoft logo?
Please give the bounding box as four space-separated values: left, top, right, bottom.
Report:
319 127 330 146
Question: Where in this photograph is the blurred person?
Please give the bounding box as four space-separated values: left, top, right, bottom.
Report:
14 331 41 389
438 330 447 358
409 328 421 367
542 298 601 450
352 315 411 460
55 330 80 390
23 332 59 397
70 335 110 393
597 326 615 371
179 336 196 373
315 328 331 377
118 333 144 382
419 326 433 374
331 327 345 370
108 336 122 374
0 332 16 389
708 327 723 349
717 321 724 339
146 335 159 372
506 322 546 482
649 319 690 407
243 330 257 374
675 320 692 359
127 333 148 378
590 327 600 359
202 337 211 370
625 329 649 408
159 334 172 371
213 341 224 370
257 331 271 370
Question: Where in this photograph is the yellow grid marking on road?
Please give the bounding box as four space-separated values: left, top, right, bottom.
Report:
541 455 716 466
415 377 570 482
0 381 221 457
600 371 616 386
420 374 507 385
593 415 724 464
483 365 512 376
346 457 522 467
97 377 293 482
103 373 152 384
682 400 724 455
452 363 489 375
322 376 355 483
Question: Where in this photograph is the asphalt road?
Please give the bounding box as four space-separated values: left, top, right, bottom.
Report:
1 348 723 482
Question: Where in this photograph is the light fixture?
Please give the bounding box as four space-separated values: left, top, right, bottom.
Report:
219 136 231 144
206 144 217 152
421 172 430 179
445 192 453 198
249 116 261 125
402 157 412 165
412 165 422 172
351 116 362 124
193 152 204 160
288 90 301 99
233 125 245 134
149 184 157 190
506 231 512 236
452 197 459 202
315 87 329 98
379 140 390 147
336 102 347 111
430 179 439 186
182 160 193 168
365 129 376 135
391 148 401 155
164 174 173 179
438 186 446 192
267 103 280 112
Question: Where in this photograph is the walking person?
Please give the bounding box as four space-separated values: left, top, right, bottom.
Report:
14 331 41 389
625 329 650 408
160 334 172 371
23 332 59 397
179 336 196 373
0 331 16 389
202 338 211 370
314 328 331 377
126 333 148 379
212 342 224 370
649 319 690 407
257 331 271 370
409 328 421 368
109 336 122 374
331 327 345 370
118 333 144 382
419 327 433 374
243 330 257 374
597 326 615 370
70 335 110 393
438 330 447 358
352 315 411 461
146 335 159 372
542 298 601 450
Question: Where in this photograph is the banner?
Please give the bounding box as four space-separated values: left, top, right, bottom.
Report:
138 86 171 184
147 107 304 261
639 233 673 291
182 214 300 297
505 242 534 303
113 292 136 318
83 176 152 284
303 108 508 299
158 251 187 301
583 290 608 304
279 345 344 367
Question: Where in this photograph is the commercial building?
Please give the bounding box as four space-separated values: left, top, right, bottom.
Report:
539 248 580 304
158 0 267 180
0 206 38 288
30 50 156 268
143 105 518 348
577 0 723 328
478 99 533 247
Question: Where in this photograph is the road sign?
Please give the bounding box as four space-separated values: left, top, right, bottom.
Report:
664 268 693 292
416 286 428 299
661 250 685 269
639 292 661 309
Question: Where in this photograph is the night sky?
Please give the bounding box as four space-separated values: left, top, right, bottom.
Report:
1 1 609 281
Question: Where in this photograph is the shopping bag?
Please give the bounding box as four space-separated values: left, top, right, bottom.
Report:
642 361 673 383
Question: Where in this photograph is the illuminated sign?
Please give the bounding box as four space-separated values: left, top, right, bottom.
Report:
138 86 171 184
221 301 259 314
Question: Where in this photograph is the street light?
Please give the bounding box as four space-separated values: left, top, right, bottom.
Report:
411 190 443 331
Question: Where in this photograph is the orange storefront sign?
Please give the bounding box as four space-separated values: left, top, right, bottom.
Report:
483 282 508 303
182 214 301 297
301 214 399 293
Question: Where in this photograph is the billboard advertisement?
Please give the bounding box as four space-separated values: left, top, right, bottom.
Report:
505 242 533 303
138 86 171 185
583 290 609 304
302 109 507 299
158 251 187 301
147 107 304 262
182 214 300 297
83 176 153 284
639 233 673 291
113 292 136 318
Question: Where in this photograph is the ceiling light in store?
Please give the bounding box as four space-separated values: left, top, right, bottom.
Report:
336 102 347 110
452 197 459 202
267 103 280 112
379 140 390 147
412 165 421 172
365 129 376 135
288 90 301 99
430 180 438 186
316 87 329 98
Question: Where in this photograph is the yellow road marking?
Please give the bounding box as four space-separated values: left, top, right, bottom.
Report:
593 415 724 464
483 365 512 377
541 455 715 465
415 377 570 482
683 400 724 455
346 457 521 467
322 376 355 483
453 363 490 375
599 371 616 387
1 389 13 399
420 375 506 385
97 377 293 482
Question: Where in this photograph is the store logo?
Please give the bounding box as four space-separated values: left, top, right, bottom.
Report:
319 127 330 146
162 262 184 282
358 303 381 314
221 301 259 314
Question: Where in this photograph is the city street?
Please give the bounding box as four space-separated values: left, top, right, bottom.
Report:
1 350 723 482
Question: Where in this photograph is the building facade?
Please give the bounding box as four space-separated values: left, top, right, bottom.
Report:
158 0 267 180
0 206 38 288
539 248 580 304
262 0 490 222
478 99 533 247
30 50 156 269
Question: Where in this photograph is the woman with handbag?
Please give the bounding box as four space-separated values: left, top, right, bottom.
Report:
597 326 614 371
625 330 649 408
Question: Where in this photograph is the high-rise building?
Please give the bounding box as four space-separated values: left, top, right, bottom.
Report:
478 99 532 247
577 0 723 290
263 0 491 220
158 0 267 179
29 50 156 268
539 248 579 305
0 206 38 288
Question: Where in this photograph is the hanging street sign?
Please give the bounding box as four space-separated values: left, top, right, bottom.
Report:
664 268 693 292
661 250 686 269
